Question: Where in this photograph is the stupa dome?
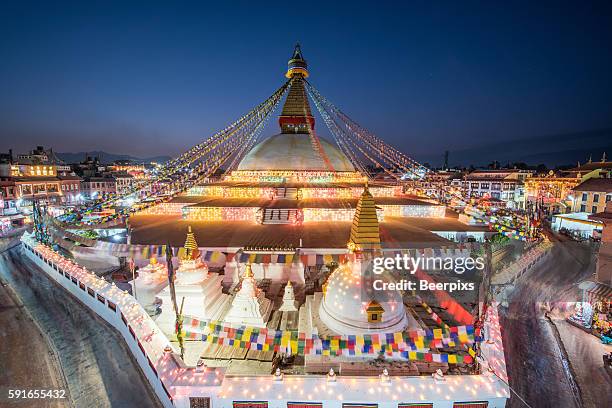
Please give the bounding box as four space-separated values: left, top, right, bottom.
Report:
237 133 355 172
319 261 413 334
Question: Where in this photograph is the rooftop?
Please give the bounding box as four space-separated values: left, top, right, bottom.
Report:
129 212 485 249
573 178 612 193
186 196 440 209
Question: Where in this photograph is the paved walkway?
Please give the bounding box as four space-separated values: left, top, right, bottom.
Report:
0 274 70 407
550 317 612 408
0 243 162 408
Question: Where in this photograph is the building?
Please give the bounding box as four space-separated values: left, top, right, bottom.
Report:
572 178 612 214
407 170 462 201
109 160 148 179
74 154 105 178
525 156 612 215
567 202 612 334
0 146 67 207
463 169 531 209
57 174 83 205
81 176 117 199
0 179 23 232
112 172 135 195
590 201 612 286
0 179 18 215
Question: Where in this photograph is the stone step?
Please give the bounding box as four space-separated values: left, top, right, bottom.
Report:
262 208 299 224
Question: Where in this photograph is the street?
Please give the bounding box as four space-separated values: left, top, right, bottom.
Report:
500 236 612 408
0 239 162 408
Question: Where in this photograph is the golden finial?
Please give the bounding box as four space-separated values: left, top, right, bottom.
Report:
244 263 253 278
182 225 199 260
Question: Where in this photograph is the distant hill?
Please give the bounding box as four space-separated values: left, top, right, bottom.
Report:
56 151 171 164
416 128 612 168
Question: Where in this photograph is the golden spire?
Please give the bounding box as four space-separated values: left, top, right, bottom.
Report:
182 225 200 260
348 183 381 252
244 263 254 278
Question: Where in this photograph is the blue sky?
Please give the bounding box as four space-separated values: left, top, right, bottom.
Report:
1 1 611 163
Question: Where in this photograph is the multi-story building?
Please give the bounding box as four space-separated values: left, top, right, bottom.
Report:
0 178 18 216
74 155 105 178
109 160 147 179
526 157 612 215
13 176 62 205
463 169 531 209
572 178 612 214
112 172 135 195
57 174 83 205
81 176 117 199
0 146 65 207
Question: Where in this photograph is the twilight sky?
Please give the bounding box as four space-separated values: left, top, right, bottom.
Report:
1 1 611 162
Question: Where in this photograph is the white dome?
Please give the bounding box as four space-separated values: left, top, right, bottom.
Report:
319 261 413 334
237 133 355 172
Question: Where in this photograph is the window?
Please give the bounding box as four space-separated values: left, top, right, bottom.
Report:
342 405 377 408
453 403 488 408
97 294 105 304
607 194 611 202
233 403 268 408
288 403 323 408
398 404 433 408
593 193 599 203
87 288 95 297
471 183 479 189
592 206 598 213
492 183 501 191
580 204 586 212
480 182 489 189
582 193 588 201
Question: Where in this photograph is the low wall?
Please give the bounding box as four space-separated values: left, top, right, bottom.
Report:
20 233 209 408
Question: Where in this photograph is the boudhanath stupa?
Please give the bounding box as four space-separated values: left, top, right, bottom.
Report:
134 43 485 378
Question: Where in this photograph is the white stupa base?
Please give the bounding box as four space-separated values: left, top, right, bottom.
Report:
130 262 169 313
313 292 417 335
223 295 272 328
279 301 298 312
155 272 230 334
175 259 209 285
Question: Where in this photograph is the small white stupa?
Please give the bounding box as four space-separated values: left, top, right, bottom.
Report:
223 264 272 328
278 281 298 312
131 256 168 313
175 226 208 284
155 226 230 332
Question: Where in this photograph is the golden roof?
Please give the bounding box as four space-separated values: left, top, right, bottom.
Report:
348 183 381 251
182 225 200 260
